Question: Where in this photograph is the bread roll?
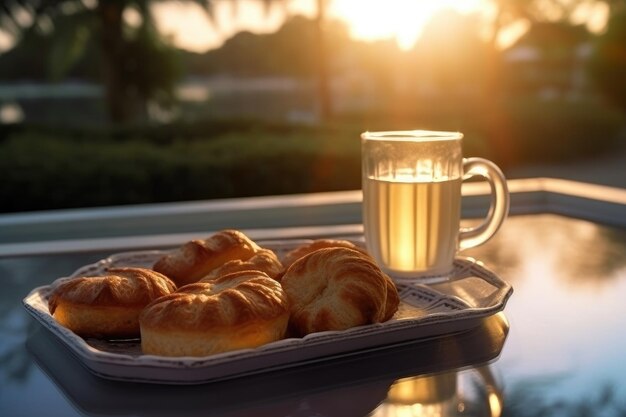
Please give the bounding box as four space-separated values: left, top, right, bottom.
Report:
48 267 176 338
281 247 399 337
281 239 371 271
200 248 283 281
140 270 289 357
153 229 260 287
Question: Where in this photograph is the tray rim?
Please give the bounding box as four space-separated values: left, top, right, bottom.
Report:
22 241 513 384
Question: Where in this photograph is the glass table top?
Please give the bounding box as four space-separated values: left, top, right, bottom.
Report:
1 212 626 416
464 214 626 416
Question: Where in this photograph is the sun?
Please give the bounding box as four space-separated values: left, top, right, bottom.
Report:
328 0 486 50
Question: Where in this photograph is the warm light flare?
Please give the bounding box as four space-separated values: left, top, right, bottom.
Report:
329 0 486 50
153 0 489 52
488 391 503 417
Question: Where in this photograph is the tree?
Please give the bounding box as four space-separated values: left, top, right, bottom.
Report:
414 10 490 93
313 0 332 121
589 8 626 111
253 0 332 121
95 1 187 122
0 0 211 123
477 0 614 166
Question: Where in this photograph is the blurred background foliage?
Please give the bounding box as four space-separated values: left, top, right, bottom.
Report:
0 0 625 213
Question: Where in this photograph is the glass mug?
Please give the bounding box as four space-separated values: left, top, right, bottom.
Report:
361 130 509 280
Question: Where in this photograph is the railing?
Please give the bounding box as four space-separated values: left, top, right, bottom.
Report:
1 178 624 257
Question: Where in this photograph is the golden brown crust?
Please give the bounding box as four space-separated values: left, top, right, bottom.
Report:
48 267 176 338
281 239 372 271
152 229 260 286
199 248 283 281
382 276 400 321
139 270 289 356
281 247 399 337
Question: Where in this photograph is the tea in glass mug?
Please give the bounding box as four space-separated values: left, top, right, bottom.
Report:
361 130 509 280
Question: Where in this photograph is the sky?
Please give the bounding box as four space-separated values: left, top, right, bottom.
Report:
152 0 610 53
0 0 610 53
153 0 493 52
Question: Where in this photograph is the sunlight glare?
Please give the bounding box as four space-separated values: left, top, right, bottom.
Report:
0 29 14 53
154 0 488 52
488 392 502 417
154 0 284 52
153 0 610 53
572 1 610 33
329 0 485 50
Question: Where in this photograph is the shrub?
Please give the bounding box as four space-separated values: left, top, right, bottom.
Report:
505 98 625 164
0 127 362 213
1 106 624 213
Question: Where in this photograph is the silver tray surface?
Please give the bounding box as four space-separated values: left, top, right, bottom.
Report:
23 239 513 384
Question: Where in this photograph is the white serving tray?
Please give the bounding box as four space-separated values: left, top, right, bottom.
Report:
23 239 513 385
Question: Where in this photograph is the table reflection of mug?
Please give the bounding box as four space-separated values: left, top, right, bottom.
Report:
361 130 509 280
374 366 503 417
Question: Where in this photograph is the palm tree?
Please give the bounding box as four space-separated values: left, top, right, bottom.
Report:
314 0 332 121
0 0 213 123
1 0 334 123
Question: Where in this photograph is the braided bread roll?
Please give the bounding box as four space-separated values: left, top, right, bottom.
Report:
153 229 260 287
281 239 372 270
139 270 289 357
200 248 283 281
48 267 176 338
281 247 399 337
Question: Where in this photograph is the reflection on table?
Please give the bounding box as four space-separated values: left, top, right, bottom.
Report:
465 214 626 417
27 313 508 417
374 366 502 417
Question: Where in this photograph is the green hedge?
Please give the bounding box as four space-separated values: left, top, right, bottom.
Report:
505 99 626 163
1 100 624 213
0 127 363 213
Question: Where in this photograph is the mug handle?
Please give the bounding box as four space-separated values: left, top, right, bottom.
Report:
459 158 510 251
